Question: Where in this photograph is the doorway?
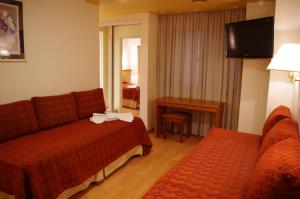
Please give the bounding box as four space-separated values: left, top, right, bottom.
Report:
120 38 141 116
99 24 141 117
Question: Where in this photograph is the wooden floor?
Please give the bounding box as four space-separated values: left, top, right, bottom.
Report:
72 132 201 199
120 106 140 117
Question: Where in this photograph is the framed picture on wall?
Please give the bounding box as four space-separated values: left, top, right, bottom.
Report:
0 0 25 61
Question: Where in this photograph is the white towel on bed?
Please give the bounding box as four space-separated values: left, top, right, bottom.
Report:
90 114 107 124
107 113 134 123
90 112 134 124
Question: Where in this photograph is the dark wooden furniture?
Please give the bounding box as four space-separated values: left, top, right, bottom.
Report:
163 112 191 143
156 97 224 137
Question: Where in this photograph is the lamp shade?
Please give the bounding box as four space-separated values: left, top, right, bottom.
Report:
267 43 300 72
0 49 9 57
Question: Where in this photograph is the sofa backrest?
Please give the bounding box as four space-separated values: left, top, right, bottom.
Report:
0 100 39 143
247 138 300 199
259 118 299 157
0 88 106 142
32 94 78 130
72 88 106 119
262 105 292 139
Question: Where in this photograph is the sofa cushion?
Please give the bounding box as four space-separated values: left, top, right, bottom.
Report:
32 94 78 129
262 105 292 139
0 100 39 143
143 128 261 199
72 88 106 119
259 118 299 157
247 138 300 199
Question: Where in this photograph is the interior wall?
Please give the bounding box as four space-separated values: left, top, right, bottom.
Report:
146 14 158 131
0 0 99 104
266 0 300 122
113 24 141 111
100 13 158 130
238 2 275 134
99 26 110 105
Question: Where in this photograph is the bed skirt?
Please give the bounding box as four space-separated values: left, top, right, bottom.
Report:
0 145 143 199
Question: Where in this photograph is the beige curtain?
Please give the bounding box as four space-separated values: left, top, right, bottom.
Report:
157 9 245 136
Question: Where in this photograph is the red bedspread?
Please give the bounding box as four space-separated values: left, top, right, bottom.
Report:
122 83 140 102
0 117 151 199
143 128 261 199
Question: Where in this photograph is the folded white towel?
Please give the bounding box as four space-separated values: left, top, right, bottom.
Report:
107 112 134 122
90 114 107 124
92 113 106 116
90 112 134 124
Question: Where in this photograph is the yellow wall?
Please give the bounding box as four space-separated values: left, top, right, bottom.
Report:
238 2 275 134
0 0 99 104
100 26 110 105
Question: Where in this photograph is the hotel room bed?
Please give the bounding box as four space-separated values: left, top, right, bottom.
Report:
0 89 152 199
0 117 151 199
122 82 140 109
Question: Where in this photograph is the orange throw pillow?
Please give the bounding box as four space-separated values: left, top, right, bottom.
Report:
259 118 299 157
262 105 292 139
247 138 300 199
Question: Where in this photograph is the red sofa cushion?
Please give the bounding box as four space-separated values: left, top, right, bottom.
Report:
247 138 300 199
143 128 261 199
72 88 106 119
32 94 78 130
259 118 299 157
0 100 39 143
262 105 292 139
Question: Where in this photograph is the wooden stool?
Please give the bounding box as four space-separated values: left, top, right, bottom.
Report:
162 112 191 143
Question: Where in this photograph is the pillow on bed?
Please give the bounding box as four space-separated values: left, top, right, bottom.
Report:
0 100 39 143
72 88 106 119
262 105 292 139
247 138 300 199
258 118 299 157
32 94 78 130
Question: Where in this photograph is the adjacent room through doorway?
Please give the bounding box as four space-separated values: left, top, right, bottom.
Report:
99 24 141 117
120 38 141 116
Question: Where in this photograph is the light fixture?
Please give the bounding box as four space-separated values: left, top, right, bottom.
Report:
267 43 300 82
0 49 10 59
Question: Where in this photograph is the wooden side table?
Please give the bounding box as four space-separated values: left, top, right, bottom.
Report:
156 97 224 137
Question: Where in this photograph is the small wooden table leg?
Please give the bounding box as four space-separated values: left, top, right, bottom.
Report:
187 115 192 137
156 104 161 137
156 105 167 137
163 121 167 139
215 104 223 128
180 123 184 143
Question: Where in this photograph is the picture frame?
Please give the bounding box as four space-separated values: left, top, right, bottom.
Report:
0 0 25 60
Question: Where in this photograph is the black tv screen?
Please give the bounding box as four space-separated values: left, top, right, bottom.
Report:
225 17 274 58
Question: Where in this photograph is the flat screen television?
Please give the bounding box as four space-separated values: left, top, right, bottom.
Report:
225 17 274 58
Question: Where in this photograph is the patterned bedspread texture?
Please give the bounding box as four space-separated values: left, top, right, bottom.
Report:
122 83 140 102
143 128 261 199
0 117 152 199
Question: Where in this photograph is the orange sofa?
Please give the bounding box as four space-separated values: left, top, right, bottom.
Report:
0 88 152 199
143 106 300 199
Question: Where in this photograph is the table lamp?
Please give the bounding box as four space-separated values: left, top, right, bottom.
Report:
267 43 300 82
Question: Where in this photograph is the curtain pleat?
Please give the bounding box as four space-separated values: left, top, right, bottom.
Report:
157 9 245 136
